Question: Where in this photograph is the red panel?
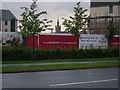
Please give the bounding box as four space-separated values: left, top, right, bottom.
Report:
39 35 77 49
108 37 120 48
26 34 119 49
26 35 39 48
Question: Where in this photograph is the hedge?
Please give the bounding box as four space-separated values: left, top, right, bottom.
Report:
2 46 119 61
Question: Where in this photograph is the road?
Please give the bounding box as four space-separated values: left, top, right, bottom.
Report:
2 68 119 88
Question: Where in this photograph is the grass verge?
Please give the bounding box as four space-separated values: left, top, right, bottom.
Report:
2 62 119 73
2 57 119 64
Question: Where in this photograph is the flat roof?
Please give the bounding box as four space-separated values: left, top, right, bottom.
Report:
91 2 120 7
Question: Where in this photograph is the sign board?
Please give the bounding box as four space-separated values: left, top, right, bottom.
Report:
79 34 108 49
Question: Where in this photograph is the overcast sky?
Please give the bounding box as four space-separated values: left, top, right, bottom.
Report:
1 0 90 32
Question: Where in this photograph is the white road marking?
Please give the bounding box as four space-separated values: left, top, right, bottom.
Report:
50 79 118 87
88 72 101 75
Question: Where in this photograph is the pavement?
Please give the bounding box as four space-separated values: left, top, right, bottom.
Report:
2 67 119 88
1 60 119 67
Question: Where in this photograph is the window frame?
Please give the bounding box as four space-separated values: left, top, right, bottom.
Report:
5 21 8 25
109 5 113 13
5 29 7 32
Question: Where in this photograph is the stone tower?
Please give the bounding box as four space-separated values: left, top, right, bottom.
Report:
55 18 61 33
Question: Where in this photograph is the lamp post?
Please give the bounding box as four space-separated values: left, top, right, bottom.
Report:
32 32 35 60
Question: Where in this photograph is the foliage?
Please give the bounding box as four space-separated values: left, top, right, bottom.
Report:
2 47 119 61
105 19 116 47
62 2 88 48
19 0 52 37
6 37 20 47
105 19 116 39
19 0 52 47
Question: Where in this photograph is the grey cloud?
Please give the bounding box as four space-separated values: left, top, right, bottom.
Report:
2 2 90 19
37 2 90 12
1 1 90 31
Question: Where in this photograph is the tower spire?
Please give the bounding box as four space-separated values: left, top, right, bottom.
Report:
57 18 59 26
55 18 61 33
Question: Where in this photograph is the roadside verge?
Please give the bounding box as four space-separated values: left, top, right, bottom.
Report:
2 61 119 73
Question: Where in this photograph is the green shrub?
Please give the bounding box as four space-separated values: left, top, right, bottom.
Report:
2 46 119 61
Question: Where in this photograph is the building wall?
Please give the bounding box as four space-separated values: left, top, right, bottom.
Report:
15 21 17 32
119 2 120 16
89 4 120 34
90 5 119 17
2 20 17 32
2 21 11 32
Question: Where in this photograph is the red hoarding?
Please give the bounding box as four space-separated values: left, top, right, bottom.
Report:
26 34 119 49
108 35 120 48
26 35 39 48
26 33 77 49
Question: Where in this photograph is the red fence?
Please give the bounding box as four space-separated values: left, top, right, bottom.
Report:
26 35 39 48
26 33 77 49
26 34 119 49
108 35 120 48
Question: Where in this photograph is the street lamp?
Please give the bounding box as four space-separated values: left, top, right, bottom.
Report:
32 32 35 60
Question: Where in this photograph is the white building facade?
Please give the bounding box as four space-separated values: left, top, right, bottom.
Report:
88 1 120 34
0 10 22 45
90 2 120 17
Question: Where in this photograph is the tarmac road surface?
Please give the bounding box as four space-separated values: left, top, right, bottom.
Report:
2 67 119 88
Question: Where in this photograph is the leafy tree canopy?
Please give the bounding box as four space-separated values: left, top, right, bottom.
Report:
62 2 88 37
106 20 116 39
19 0 52 37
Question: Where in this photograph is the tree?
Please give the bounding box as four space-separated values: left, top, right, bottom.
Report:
19 0 52 47
62 2 88 49
105 18 116 48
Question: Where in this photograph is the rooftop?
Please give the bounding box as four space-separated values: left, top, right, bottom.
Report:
91 2 120 7
0 9 17 20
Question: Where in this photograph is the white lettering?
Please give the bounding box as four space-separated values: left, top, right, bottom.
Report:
43 42 76 44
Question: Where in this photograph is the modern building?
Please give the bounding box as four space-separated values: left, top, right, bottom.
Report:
0 10 22 45
88 1 120 34
0 9 17 32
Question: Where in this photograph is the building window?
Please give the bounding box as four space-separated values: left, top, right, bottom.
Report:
109 5 113 13
5 29 7 32
11 19 15 32
5 21 8 25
